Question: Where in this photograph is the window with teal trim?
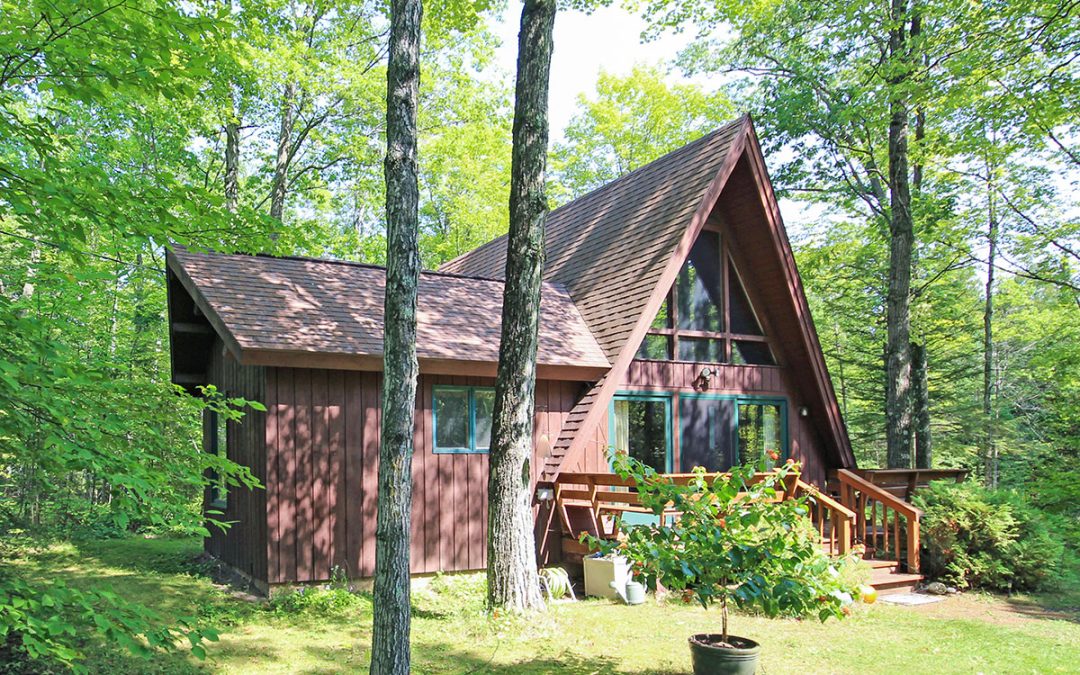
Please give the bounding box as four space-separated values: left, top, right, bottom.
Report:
612 395 672 473
433 386 494 454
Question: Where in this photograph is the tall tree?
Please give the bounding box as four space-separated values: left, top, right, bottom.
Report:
884 0 917 468
551 64 734 201
370 0 422 671
487 0 556 613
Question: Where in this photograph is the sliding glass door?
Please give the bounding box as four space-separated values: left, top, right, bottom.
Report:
678 395 787 472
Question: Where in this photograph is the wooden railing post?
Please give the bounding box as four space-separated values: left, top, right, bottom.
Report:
837 516 851 555
907 516 920 573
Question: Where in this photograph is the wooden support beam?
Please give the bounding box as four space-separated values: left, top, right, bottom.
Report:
173 321 213 335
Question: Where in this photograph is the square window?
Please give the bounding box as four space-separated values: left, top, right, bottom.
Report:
433 386 494 454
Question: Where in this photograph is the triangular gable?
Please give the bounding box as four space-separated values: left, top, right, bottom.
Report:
444 116 855 476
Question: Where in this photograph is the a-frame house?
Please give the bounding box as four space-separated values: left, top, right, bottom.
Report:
167 115 935 595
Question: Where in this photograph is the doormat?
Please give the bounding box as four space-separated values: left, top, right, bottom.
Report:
879 593 945 606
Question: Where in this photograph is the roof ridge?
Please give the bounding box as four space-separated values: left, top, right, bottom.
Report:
174 246 511 284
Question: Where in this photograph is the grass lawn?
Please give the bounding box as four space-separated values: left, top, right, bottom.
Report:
13 536 1080 674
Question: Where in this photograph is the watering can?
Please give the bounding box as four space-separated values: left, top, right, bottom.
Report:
610 578 645 605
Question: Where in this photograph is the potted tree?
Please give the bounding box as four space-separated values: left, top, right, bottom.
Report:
589 458 857 675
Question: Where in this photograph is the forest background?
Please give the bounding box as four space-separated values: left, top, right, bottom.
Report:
0 0 1076 664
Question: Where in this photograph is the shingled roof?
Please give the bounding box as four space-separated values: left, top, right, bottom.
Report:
167 248 608 373
441 116 750 361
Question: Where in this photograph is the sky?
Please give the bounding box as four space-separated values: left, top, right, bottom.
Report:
488 5 697 142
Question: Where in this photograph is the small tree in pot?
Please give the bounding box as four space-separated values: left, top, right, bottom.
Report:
590 458 857 675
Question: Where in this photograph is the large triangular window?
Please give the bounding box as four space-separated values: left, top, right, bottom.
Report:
636 230 776 365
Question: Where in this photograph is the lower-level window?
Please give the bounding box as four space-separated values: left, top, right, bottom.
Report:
737 402 784 468
678 395 787 472
433 386 494 453
612 395 671 473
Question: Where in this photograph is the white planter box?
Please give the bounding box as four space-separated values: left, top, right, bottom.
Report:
583 555 630 599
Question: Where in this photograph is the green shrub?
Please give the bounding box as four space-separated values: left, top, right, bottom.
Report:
589 458 858 645
914 481 1065 592
267 585 365 617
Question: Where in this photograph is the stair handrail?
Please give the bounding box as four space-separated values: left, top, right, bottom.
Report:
836 469 923 518
793 478 855 556
836 468 922 573
794 478 857 520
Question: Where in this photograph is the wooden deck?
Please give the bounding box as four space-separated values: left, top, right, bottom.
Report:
552 468 965 595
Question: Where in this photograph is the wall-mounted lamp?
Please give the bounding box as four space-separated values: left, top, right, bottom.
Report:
535 487 555 502
699 366 715 382
799 406 810 418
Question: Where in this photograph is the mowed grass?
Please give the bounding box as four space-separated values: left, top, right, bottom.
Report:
14 536 1080 674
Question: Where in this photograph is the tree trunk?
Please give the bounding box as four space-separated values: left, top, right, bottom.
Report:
224 110 240 213
269 81 296 222
983 168 998 488
885 0 914 469
912 341 931 468
370 0 421 672
486 0 555 614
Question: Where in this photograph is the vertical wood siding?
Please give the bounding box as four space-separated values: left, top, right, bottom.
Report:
263 368 581 584
204 343 268 585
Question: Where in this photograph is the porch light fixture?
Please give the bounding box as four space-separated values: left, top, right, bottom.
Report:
699 366 715 382
799 406 810 418
535 487 555 502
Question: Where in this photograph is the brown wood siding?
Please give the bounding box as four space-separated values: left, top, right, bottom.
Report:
569 361 828 486
204 342 268 585
263 368 582 584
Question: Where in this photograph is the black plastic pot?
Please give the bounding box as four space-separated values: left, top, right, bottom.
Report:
688 634 761 675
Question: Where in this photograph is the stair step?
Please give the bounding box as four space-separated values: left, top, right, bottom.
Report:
866 559 899 570
869 571 923 595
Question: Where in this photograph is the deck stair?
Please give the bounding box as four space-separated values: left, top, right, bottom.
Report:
550 468 956 596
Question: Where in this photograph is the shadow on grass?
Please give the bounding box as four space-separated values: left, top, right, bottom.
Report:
1002 596 1080 624
295 642 673 675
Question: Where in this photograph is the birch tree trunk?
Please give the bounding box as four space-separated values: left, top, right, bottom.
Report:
486 0 556 613
885 0 914 469
370 0 421 671
269 81 296 222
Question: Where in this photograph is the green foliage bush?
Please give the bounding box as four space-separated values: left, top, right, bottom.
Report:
914 481 1065 592
590 458 859 643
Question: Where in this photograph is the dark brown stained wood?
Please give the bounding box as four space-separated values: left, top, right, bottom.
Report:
266 367 279 583
328 370 346 570
422 382 439 572
279 368 297 582
167 248 607 373
410 386 425 567
361 371 380 575
204 339 267 586
345 371 362 576
295 369 313 581
312 369 330 580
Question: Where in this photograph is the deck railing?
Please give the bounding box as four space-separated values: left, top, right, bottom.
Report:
835 468 923 573
552 470 856 558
